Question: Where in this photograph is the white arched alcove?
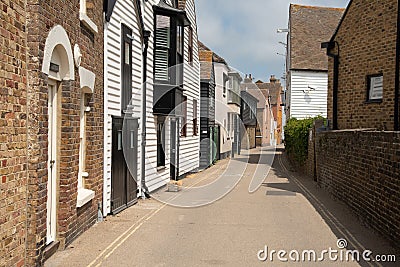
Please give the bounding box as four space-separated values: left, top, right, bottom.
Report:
42 25 75 81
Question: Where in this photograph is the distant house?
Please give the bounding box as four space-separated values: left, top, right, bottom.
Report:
286 4 344 120
198 41 217 169
199 44 240 160
322 0 400 130
240 90 258 149
256 76 284 145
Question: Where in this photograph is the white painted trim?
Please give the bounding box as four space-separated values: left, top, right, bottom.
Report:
103 22 109 216
42 25 75 81
76 188 95 208
80 12 99 34
79 67 96 94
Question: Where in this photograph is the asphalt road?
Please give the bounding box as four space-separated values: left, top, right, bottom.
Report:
46 146 398 267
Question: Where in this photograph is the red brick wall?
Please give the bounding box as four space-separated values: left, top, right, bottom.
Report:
328 0 398 130
316 130 400 245
0 0 27 266
24 0 104 265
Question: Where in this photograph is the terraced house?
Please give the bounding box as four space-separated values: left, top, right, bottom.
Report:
103 0 200 215
1 0 104 265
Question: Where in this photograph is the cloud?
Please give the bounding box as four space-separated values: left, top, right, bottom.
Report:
197 0 350 83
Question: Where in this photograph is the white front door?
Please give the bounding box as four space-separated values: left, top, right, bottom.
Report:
47 81 58 245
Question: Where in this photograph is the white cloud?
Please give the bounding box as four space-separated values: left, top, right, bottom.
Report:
197 0 350 82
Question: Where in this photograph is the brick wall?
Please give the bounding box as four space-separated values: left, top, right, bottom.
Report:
0 0 27 266
24 0 104 265
316 130 400 245
328 0 398 130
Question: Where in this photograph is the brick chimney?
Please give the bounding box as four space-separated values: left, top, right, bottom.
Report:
270 75 277 83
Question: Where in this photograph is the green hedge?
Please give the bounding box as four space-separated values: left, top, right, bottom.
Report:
284 116 325 164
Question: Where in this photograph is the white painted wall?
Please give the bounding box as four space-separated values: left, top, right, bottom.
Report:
103 0 144 215
214 63 232 155
288 70 328 119
179 0 201 176
104 0 201 215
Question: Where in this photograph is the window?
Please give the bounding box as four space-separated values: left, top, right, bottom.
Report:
193 99 198 135
367 74 383 102
188 27 194 65
181 96 187 136
223 73 228 96
157 118 166 167
154 15 171 82
154 12 185 86
227 113 231 133
79 0 98 33
121 24 133 113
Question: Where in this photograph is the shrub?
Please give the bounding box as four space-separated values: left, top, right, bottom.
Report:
284 116 325 164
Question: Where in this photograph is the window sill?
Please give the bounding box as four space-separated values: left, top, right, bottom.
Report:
80 12 98 34
77 188 95 208
157 166 166 172
365 99 383 104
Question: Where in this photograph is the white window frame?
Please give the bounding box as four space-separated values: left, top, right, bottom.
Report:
77 93 94 207
79 0 98 33
367 74 383 102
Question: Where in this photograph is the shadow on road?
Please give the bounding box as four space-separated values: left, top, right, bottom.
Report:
264 148 399 267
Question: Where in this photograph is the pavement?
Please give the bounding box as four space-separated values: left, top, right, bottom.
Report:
45 146 398 267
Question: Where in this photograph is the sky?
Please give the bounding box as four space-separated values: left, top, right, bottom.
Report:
196 0 350 84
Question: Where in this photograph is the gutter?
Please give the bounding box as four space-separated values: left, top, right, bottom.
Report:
395 0 400 131
138 0 151 198
141 30 151 198
322 41 339 130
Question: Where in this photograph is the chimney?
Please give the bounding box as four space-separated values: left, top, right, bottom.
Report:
249 74 252 80
270 75 277 83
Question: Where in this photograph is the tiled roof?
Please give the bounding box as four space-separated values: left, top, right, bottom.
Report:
289 4 344 71
198 40 228 65
256 79 283 106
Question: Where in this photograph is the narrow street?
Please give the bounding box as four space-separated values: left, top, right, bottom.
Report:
45 147 397 267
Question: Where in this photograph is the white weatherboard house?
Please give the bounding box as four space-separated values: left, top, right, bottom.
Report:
214 58 232 159
103 0 200 215
286 4 344 120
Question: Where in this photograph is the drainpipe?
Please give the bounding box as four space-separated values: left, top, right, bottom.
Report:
394 0 400 131
322 41 339 130
141 30 151 198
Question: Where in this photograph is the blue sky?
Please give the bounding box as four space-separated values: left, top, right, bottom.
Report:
196 0 350 84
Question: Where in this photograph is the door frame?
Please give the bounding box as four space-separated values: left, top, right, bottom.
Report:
47 79 58 245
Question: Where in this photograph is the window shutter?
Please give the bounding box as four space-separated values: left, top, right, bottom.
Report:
369 75 383 100
155 15 170 81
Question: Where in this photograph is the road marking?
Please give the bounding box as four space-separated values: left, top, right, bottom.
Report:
87 165 223 267
278 153 381 267
86 206 165 267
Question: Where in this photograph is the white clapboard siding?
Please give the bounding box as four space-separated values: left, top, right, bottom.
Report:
289 70 328 119
143 0 171 192
179 0 201 175
214 64 232 154
103 0 143 215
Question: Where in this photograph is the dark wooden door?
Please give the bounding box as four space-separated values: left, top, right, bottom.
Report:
111 117 138 214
